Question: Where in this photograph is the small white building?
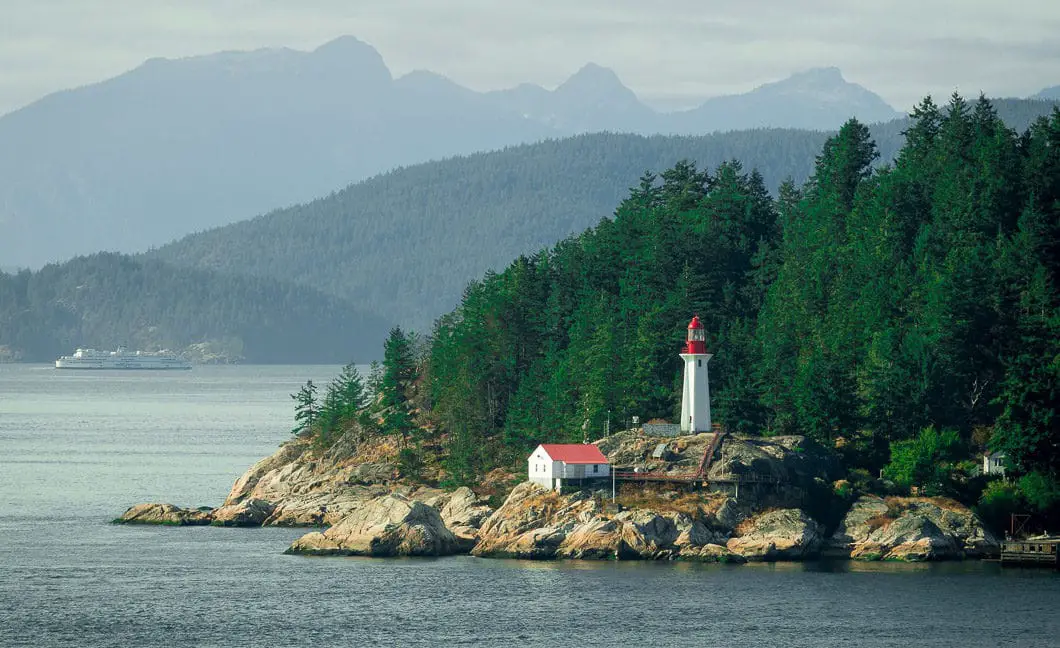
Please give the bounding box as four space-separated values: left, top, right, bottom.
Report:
528 443 610 491
983 451 1006 476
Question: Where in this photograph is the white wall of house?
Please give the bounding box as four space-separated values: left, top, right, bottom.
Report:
528 447 559 489
528 446 611 491
983 452 1006 476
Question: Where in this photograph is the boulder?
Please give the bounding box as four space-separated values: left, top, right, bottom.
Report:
226 442 307 504
675 517 728 548
556 517 637 560
440 487 493 529
904 499 1000 557
438 486 494 551
476 481 751 562
215 432 416 527
726 508 823 560
554 509 691 560
114 502 212 526
285 494 460 557
472 482 593 559
829 495 889 549
211 498 276 527
850 515 960 561
837 496 999 560
677 543 746 563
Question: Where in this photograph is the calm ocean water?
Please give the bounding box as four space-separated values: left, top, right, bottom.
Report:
1 363 1058 648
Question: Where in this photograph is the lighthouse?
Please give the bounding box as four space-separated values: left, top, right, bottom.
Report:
679 315 713 433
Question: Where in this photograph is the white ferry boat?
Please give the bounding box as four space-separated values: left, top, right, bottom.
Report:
55 348 192 370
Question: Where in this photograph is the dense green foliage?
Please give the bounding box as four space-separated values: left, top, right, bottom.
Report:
150 100 1058 332
294 363 370 447
882 427 964 495
0 253 391 363
416 97 1060 512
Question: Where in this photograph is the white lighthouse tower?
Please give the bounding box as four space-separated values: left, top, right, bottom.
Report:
679 315 713 433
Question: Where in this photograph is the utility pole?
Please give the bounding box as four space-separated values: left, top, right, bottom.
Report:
606 409 611 437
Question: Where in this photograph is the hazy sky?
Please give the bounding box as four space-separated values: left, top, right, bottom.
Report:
2 0 1059 116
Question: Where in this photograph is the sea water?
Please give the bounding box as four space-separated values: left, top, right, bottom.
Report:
1 364 1058 648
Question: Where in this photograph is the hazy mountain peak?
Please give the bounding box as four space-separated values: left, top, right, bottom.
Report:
313 34 377 57
789 66 845 83
309 35 391 83
556 63 631 97
1034 85 1060 100
675 66 900 133
760 66 864 95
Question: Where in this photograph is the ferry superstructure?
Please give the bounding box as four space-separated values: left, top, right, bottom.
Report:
54 348 191 370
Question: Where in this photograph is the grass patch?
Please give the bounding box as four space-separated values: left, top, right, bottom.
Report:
615 484 725 517
522 490 565 520
865 515 893 532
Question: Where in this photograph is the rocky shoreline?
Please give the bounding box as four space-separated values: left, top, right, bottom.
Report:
116 430 1000 563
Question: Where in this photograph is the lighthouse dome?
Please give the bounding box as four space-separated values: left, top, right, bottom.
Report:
685 314 707 352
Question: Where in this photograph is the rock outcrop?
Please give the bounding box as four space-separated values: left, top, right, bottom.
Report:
829 495 889 549
285 494 461 557
114 502 212 525
472 482 745 562
596 431 838 511
211 498 276 527
725 508 823 560
834 496 1000 561
116 431 497 556
437 487 494 551
116 426 999 565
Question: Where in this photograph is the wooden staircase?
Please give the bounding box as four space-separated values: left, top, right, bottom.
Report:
693 425 726 480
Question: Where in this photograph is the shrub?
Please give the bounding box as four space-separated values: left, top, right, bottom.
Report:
882 426 962 495
1018 472 1060 514
976 480 1023 534
397 447 423 480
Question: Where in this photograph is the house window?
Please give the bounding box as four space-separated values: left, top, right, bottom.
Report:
593 464 599 474
698 359 702 367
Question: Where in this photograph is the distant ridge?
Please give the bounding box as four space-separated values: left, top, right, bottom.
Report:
0 253 391 363
148 97 1058 332
670 67 901 133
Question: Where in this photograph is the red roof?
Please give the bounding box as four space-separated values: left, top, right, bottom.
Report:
539 443 610 464
688 315 703 330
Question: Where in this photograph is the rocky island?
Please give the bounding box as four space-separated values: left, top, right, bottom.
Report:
116 426 999 563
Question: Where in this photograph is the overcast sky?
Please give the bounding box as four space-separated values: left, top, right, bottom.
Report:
2 0 1059 116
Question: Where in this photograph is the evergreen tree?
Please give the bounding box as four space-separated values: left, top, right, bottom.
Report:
291 380 318 436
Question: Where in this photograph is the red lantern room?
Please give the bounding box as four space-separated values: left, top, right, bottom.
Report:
685 315 707 354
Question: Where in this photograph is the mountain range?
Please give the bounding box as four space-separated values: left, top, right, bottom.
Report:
0 35 908 269
149 97 1058 332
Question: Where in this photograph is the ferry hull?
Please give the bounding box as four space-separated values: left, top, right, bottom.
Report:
54 362 192 370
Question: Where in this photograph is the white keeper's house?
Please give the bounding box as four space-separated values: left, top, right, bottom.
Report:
528 443 611 491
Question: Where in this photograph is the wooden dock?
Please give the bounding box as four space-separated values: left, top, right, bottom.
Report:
1000 537 1060 567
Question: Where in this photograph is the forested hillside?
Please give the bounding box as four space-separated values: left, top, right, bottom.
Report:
408 96 1059 519
0 253 390 363
153 98 1058 331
